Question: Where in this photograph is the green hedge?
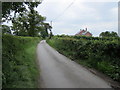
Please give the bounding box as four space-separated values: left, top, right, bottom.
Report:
47 36 120 82
54 35 120 41
2 35 40 88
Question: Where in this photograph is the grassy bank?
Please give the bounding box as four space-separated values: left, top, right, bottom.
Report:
47 36 120 82
2 35 40 88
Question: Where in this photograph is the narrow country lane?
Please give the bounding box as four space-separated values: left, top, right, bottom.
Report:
37 40 111 88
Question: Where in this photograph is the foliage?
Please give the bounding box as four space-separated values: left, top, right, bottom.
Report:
99 31 119 37
1 25 11 34
2 2 41 20
2 35 40 88
11 11 46 37
40 23 53 38
47 35 120 82
2 2 52 38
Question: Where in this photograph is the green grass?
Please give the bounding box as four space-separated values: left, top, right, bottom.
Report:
2 35 41 88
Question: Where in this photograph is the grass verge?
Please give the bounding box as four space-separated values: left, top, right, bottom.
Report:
2 35 40 88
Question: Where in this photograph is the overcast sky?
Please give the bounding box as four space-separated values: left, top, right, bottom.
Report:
35 0 118 36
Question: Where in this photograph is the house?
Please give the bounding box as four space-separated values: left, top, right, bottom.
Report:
75 28 92 36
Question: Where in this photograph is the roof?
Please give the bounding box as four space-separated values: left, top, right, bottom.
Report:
75 30 92 36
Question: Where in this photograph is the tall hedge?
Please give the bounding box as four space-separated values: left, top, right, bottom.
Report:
2 35 40 88
47 36 120 82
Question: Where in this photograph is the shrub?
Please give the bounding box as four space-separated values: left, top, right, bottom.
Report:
2 35 40 88
47 35 120 82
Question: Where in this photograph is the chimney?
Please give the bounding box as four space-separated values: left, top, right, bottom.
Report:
85 28 87 31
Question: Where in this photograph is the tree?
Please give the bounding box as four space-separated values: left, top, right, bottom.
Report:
99 31 118 37
1 25 11 34
2 2 41 20
12 12 29 36
2 2 52 38
27 3 46 37
43 23 53 38
2 2 25 19
111 31 118 37
12 12 46 37
49 31 53 39
2 25 12 34
12 11 46 37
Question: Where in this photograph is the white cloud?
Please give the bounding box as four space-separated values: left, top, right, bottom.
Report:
110 7 118 19
35 1 118 36
36 0 101 21
42 0 120 3
52 21 118 36
61 1 101 22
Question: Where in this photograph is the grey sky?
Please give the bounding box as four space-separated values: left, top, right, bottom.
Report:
35 0 118 36
3 0 119 36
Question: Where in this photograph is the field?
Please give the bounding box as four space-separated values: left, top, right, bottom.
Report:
47 35 120 82
2 35 40 88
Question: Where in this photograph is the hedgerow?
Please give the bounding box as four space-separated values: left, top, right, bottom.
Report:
2 35 40 88
47 35 120 82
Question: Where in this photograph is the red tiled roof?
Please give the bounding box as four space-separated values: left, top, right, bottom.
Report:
75 30 92 36
76 30 86 35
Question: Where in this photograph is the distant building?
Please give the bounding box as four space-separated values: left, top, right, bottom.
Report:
75 28 92 36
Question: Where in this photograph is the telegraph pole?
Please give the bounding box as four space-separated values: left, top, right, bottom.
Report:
50 21 52 27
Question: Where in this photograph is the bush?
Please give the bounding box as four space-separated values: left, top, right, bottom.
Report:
2 35 40 88
47 35 120 82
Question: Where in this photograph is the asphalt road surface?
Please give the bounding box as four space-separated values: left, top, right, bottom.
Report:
37 40 111 88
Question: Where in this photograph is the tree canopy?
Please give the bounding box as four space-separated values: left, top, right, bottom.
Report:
99 31 118 37
2 2 41 20
1 25 11 34
12 10 46 37
2 1 53 38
